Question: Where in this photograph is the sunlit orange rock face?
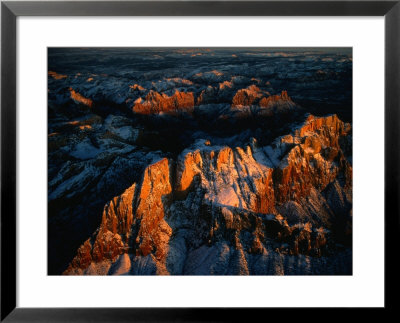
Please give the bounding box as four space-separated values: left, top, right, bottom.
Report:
175 150 203 195
133 90 194 114
259 90 293 108
79 125 92 131
135 158 172 270
165 77 193 86
64 183 136 274
295 114 347 138
231 85 263 107
231 87 296 113
273 114 351 204
69 88 93 108
129 84 145 91
48 71 67 80
64 158 172 275
64 114 352 275
175 145 275 214
100 184 136 238
219 80 233 90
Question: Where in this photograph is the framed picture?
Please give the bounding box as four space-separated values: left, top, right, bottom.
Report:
1 0 398 320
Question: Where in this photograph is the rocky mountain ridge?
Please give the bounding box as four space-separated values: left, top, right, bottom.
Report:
48 48 352 275
64 113 352 275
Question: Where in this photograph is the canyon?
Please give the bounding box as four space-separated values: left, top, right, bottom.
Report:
48 48 352 275
63 114 352 275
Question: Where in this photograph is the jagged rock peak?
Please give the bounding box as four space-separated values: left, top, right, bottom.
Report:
133 90 194 114
259 90 293 108
293 114 351 138
231 85 264 107
64 158 173 275
231 87 296 112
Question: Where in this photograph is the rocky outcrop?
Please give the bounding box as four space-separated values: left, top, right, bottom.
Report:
63 182 136 275
134 158 172 265
231 85 264 107
165 78 193 86
133 90 194 114
231 88 297 114
175 150 203 194
64 158 173 275
273 114 351 205
175 145 276 214
48 71 67 80
259 90 296 111
69 87 93 108
129 84 145 91
192 70 224 82
173 114 351 213
64 114 352 275
219 80 233 90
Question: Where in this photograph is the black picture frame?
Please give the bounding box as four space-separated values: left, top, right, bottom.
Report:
1 0 398 321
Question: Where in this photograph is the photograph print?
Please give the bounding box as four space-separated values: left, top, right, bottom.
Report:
48 48 352 275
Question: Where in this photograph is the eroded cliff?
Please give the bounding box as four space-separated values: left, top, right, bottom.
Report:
64 113 352 275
